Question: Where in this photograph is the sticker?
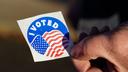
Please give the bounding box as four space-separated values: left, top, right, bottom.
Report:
17 11 72 62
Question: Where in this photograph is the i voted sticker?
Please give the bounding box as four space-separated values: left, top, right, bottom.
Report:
17 11 72 62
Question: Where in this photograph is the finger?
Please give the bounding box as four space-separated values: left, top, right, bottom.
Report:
85 35 110 59
87 67 102 72
72 27 101 59
72 34 110 60
73 58 103 72
71 38 88 59
72 32 88 58
72 59 90 72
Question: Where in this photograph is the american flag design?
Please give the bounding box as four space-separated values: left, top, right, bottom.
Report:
31 35 49 55
31 30 69 58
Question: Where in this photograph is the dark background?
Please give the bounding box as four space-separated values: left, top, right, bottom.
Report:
0 0 128 72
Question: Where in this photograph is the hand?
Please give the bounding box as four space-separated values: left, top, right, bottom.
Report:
71 25 128 72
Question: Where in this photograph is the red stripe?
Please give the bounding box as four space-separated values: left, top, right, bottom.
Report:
44 30 67 57
55 49 64 57
42 32 48 38
50 51 55 57
47 36 63 44
53 45 63 50
47 48 52 56
43 30 58 38
45 33 61 41
51 40 62 47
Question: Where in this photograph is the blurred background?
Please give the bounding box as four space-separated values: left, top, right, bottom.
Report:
0 0 128 72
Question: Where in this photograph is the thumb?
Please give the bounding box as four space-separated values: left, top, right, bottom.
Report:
71 35 110 72
72 59 90 72
71 35 110 60
73 58 103 72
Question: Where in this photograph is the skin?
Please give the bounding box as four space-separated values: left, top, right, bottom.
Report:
71 25 128 72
